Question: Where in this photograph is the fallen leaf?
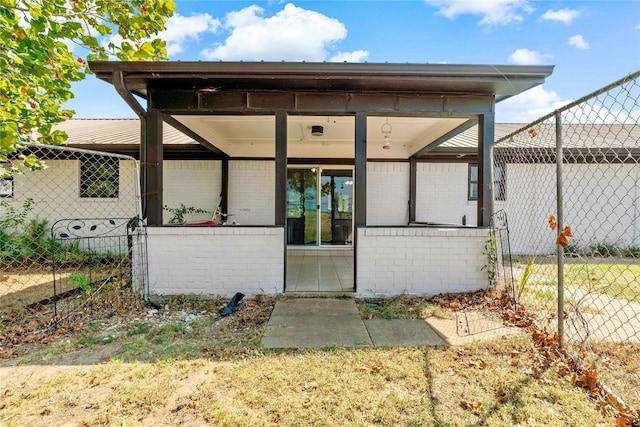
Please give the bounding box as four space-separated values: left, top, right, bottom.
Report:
467 359 487 369
460 400 483 411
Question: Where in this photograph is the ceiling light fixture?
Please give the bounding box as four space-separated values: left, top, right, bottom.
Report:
381 119 392 150
311 125 324 136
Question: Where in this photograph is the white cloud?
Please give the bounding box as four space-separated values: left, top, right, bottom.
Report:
541 8 580 25
102 13 220 58
568 34 590 49
330 50 370 63
160 13 221 56
508 48 552 65
424 0 533 27
202 3 350 61
497 85 571 122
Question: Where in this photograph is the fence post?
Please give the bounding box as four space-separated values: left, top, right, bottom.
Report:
555 111 565 349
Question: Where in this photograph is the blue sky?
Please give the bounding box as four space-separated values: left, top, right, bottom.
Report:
68 0 640 123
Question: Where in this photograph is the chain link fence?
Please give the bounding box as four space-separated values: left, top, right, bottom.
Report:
1 144 146 338
492 70 640 408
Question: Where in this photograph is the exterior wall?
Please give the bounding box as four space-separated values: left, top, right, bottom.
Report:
3 159 138 227
496 162 640 254
146 226 285 297
415 162 476 226
229 160 275 225
355 227 490 297
494 163 556 255
163 160 221 223
367 162 409 225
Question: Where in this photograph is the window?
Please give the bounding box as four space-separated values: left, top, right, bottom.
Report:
468 164 506 201
80 159 119 198
0 178 13 197
468 164 478 201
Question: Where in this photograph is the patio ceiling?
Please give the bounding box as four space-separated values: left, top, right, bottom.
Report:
172 115 470 159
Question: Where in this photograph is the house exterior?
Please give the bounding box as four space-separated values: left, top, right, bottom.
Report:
4 62 558 298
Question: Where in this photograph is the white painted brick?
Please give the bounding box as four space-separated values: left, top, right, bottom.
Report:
356 226 489 298
229 160 275 225
147 226 285 298
367 162 409 225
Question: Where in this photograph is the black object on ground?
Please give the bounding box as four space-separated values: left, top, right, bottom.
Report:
220 292 246 317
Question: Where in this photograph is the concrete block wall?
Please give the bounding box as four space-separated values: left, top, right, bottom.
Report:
367 162 409 225
496 162 640 255
229 160 275 225
163 160 221 223
355 227 490 297
4 160 138 228
146 226 285 297
415 162 476 226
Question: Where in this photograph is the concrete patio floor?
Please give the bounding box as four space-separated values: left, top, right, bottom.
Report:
261 298 523 349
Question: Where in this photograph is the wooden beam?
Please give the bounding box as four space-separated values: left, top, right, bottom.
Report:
145 109 164 225
275 111 287 226
411 118 478 158
409 158 417 223
162 114 228 157
150 90 494 115
355 112 367 227
477 113 494 227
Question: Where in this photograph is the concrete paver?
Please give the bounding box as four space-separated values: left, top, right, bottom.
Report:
262 298 518 349
261 298 372 349
364 318 447 347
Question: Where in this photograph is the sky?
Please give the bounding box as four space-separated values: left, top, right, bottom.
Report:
67 0 640 123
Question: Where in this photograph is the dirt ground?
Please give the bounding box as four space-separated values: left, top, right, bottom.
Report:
0 292 638 426
0 270 77 314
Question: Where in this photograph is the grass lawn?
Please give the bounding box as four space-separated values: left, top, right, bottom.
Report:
511 256 640 303
1 294 636 426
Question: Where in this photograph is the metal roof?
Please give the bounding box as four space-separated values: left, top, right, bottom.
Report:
58 119 637 152
89 61 554 103
55 118 196 146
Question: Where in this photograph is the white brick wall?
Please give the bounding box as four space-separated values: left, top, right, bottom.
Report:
163 160 221 223
146 226 285 297
229 160 275 225
355 227 490 297
5 159 138 226
367 162 409 225
415 162 476 226
496 162 640 254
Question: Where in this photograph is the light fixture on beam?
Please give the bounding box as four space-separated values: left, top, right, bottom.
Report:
311 125 324 136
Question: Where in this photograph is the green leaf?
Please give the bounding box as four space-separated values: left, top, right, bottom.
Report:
133 41 155 59
1 0 174 175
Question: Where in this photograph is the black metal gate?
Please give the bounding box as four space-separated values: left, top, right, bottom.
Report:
50 217 146 323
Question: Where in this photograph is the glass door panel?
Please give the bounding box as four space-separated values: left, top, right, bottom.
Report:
286 168 317 245
320 169 353 245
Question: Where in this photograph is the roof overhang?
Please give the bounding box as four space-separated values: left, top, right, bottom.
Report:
88 62 554 159
90 61 553 103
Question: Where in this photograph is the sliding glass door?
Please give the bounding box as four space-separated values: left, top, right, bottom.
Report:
287 167 353 246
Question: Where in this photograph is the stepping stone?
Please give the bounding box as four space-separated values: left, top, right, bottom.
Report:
365 319 447 347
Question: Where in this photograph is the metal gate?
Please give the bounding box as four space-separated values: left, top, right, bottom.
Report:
50 217 147 324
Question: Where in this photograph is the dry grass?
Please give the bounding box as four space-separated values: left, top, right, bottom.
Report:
0 294 634 426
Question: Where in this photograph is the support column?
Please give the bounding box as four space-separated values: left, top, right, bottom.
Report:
409 157 417 223
144 108 163 225
477 112 494 227
355 112 367 227
275 111 287 226
221 157 229 215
